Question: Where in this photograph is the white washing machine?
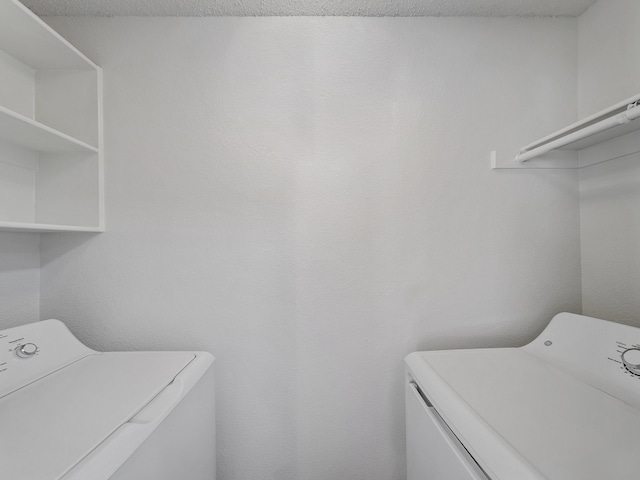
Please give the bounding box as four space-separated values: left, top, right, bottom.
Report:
405 312 640 480
0 319 215 480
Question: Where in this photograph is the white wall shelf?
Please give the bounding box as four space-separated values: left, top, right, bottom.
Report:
0 0 104 232
0 0 96 70
492 93 640 170
0 221 102 233
0 105 99 154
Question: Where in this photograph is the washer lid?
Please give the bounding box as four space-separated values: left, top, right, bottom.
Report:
407 348 640 480
0 351 195 480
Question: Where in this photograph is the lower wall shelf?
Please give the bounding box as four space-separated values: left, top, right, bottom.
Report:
0 221 103 233
0 104 98 154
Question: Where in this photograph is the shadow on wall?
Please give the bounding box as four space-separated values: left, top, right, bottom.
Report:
0 232 40 327
0 233 40 272
38 232 100 268
580 153 640 325
580 157 640 203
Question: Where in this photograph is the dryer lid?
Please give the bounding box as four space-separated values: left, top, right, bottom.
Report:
0 351 195 480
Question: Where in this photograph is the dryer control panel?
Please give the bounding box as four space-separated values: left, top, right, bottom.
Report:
0 320 95 399
620 346 640 375
523 312 640 409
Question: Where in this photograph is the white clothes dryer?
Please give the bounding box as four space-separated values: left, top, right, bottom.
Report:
406 312 640 480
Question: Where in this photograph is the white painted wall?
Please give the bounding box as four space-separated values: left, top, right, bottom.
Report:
578 0 640 118
0 233 39 328
579 0 640 326
40 17 581 480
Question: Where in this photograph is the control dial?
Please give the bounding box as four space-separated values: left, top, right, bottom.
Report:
621 348 640 375
15 343 38 358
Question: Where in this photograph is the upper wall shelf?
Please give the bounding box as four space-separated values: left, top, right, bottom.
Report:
0 0 96 70
0 0 103 233
492 93 640 170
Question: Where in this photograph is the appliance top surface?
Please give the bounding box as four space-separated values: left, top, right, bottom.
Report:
406 313 640 480
0 351 196 480
0 320 199 480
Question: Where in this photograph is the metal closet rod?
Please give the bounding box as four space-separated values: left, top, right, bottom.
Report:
516 100 640 163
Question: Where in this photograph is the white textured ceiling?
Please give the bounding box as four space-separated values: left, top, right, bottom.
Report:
23 0 598 17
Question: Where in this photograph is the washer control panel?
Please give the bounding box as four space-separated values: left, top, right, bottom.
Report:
0 332 40 375
15 342 38 358
0 320 94 399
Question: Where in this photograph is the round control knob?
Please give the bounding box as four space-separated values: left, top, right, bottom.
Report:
16 343 38 358
621 348 640 375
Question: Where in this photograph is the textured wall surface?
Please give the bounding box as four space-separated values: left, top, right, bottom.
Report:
579 0 640 326
0 233 39 329
41 17 581 480
578 0 640 118
25 0 597 18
